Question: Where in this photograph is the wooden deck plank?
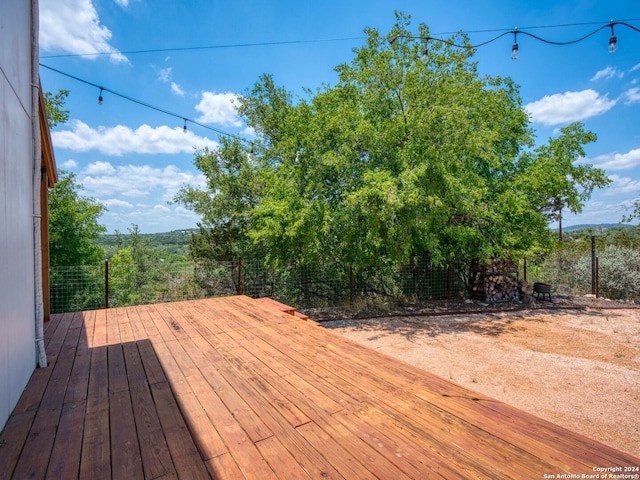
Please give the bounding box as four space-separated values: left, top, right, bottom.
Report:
255 435 314 479
43 311 63 340
148 380 211 479
116 307 136 343
295 421 379 479
249 316 576 478
330 407 469 480
45 400 85 479
185 371 278 480
3 295 639 480
0 411 36 479
10 404 61 479
110 390 144 479
160 335 274 445
171 383 229 461
189 333 311 429
105 308 122 346
12 312 76 415
186 318 373 479
79 393 111 478
123 304 149 341
217 327 350 413
134 304 164 343
270 320 552 478
92 308 108 348
285 317 640 473
124 341 177 479
107 344 129 394
87 345 109 399
205 453 246 480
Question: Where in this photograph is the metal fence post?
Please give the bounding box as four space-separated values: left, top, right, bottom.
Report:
104 260 109 309
591 236 596 295
349 266 354 304
595 257 600 298
236 256 242 295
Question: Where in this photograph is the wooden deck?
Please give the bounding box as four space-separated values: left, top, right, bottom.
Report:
1 296 638 479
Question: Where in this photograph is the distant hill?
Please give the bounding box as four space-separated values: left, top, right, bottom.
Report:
95 228 196 257
562 223 636 232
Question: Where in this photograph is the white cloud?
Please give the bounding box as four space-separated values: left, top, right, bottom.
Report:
84 160 116 175
114 0 129 7
153 65 185 96
623 87 640 105
100 203 201 233
79 162 207 202
606 175 640 195
79 162 206 232
39 0 128 63
592 148 640 171
62 159 78 169
171 82 186 97
52 120 218 155
525 89 617 126
153 204 171 213
631 64 640 72
195 92 242 126
590 67 621 81
242 126 256 137
101 198 133 208
156 66 173 83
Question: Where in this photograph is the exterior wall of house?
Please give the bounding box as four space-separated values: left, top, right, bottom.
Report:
0 1 37 431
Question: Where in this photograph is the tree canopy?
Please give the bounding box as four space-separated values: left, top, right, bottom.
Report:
176 13 610 270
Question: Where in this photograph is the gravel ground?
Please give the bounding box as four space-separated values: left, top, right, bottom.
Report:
319 296 640 457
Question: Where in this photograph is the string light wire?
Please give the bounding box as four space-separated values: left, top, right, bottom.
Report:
39 19 640 59
39 19 640 149
40 63 256 149
391 21 640 58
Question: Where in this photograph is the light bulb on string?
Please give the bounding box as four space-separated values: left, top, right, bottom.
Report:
511 29 519 60
420 39 429 64
98 87 104 105
608 22 617 53
183 119 187 134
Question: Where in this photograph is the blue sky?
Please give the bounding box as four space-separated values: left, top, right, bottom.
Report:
39 0 640 234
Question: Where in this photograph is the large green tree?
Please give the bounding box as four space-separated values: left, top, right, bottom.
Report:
177 13 609 271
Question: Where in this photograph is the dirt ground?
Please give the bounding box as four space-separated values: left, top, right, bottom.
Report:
320 297 640 457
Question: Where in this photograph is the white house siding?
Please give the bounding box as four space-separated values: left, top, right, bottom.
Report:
0 1 37 431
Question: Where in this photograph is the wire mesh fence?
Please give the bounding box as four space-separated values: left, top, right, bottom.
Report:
51 249 637 315
50 257 469 314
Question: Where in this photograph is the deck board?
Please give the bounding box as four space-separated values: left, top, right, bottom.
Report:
1 295 638 479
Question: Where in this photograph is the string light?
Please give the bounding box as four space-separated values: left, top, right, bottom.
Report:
511 29 519 60
40 63 258 151
37 18 640 150
420 42 429 64
608 21 618 53
390 20 640 61
39 19 640 60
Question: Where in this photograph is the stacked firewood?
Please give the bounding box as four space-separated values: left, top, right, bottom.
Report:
471 260 520 302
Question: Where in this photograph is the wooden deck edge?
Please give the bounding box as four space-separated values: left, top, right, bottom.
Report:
254 297 316 324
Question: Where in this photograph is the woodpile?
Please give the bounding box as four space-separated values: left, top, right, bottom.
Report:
471 259 520 303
